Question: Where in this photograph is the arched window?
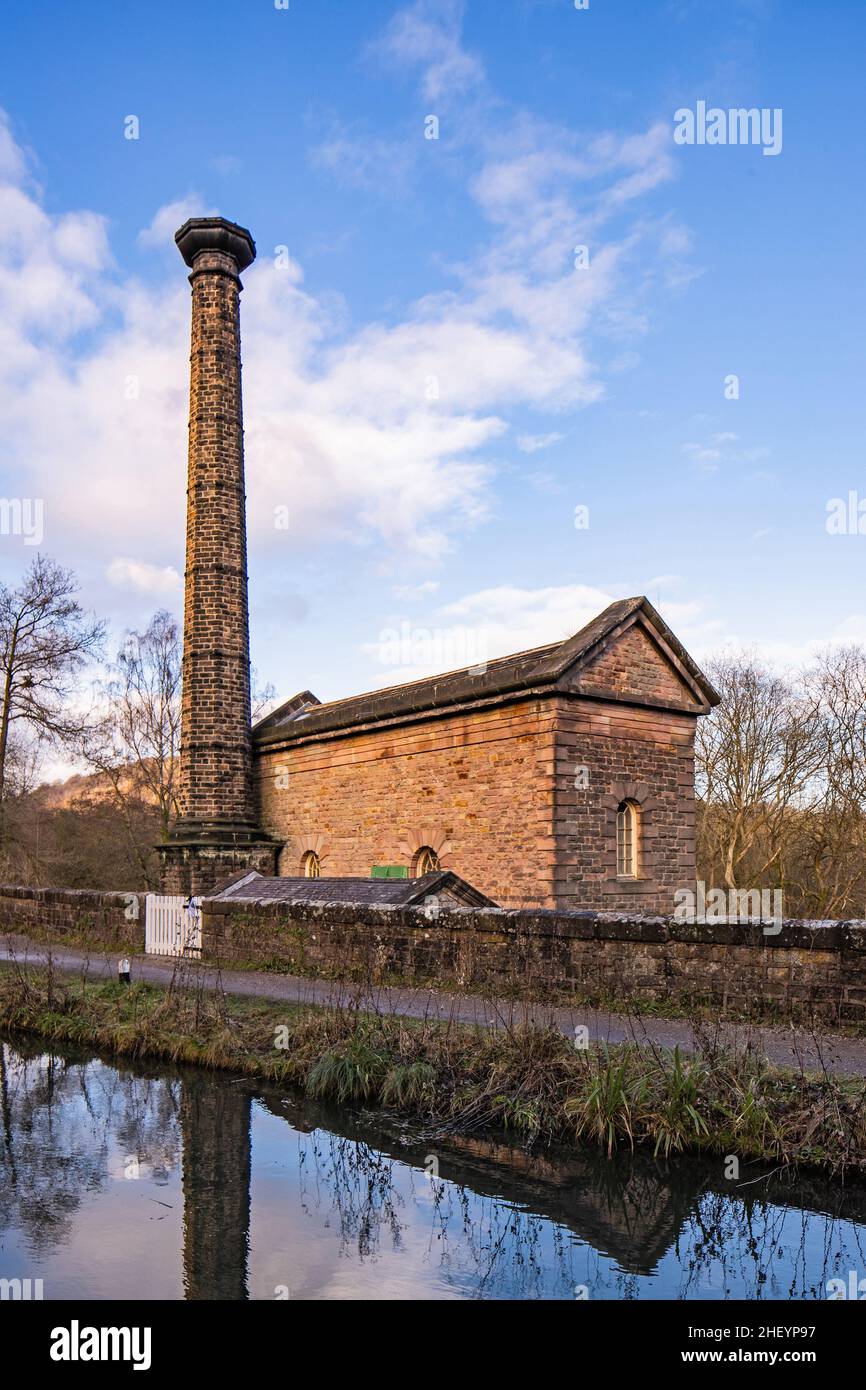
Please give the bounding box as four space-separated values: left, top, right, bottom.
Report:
413 846 440 877
616 800 640 877
301 850 321 879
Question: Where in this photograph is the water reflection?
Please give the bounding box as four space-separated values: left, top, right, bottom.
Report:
180 1080 250 1300
2 1033 866 1300
0 1035 180 1260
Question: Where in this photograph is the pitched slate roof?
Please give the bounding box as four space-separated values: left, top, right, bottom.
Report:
254 595 720 747
210 870 496 908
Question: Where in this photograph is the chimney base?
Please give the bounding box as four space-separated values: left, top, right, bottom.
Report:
158 833 279 897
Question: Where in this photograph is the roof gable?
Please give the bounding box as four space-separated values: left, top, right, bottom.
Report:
557 609 712 712
255 689 321 737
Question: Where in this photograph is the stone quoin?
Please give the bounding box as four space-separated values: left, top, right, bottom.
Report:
160 215 720 909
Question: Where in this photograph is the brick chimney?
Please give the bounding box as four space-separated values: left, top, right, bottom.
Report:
159 217 278 895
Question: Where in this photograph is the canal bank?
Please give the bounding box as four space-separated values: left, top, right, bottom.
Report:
2 953 866 1180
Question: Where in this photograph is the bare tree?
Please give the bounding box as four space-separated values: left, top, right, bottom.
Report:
251 669 277 724
696 652 823 891
0 556 105 807
83 611 181 885
794 646 866 917
808 646 866 808
111 610 181 839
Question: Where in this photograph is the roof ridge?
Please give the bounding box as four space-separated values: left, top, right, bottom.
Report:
311 637 565 712
254 596 719 745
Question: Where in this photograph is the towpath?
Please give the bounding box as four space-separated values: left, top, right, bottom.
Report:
3 932 866 1078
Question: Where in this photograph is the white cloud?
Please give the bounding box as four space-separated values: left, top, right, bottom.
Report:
355 582 613 687
0 111 28 182
0 183 110 343
392 580 440 600
370 0 485 102
106 558 181 595
354 580 732 688
517 431 564 454
138 196 212 250
311 128 416 194
440 582 614 654
0 2 696 640
0 146 497 565
682 439 724 473
434 581 741 675
731 613 866 674
682 431 770 477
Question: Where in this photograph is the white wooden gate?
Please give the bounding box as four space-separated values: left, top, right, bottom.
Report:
145 894 202 958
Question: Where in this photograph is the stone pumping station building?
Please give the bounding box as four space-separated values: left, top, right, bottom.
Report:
159 216 720 914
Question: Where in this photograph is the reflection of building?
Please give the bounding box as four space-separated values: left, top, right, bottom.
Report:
256 1090 866 1281
259 1094 690 1276
180 1078 251 1300
160 1070 866 1295
159 215 720 913
436 1135 693 1275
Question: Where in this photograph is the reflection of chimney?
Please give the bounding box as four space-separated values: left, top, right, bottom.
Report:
159 217 277 894
180 1077 251 1300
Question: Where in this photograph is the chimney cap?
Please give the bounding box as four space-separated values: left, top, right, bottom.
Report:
175 216 256 272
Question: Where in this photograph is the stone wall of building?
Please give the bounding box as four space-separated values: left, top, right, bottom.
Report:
159 843 279 898
254 688 701 914
553 697 697 914
201 898 866 1022
255 697 559 908
0 885 144 951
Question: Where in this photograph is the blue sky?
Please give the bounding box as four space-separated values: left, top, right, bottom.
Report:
1 0 865 729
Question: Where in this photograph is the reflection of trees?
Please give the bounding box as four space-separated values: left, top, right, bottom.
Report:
279 1091 866 1301
0 1036 181 1258
294 1127 579 1299
298 1136 404 1260
426 1178 578 1299
673 1187 866 1301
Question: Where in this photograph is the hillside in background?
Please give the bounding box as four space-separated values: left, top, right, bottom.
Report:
0 765 166 892
28 763 165 812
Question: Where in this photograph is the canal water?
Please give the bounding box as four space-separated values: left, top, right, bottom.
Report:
1 1032 865 1300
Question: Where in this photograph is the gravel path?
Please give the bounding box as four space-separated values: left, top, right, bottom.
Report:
4 933 866 1077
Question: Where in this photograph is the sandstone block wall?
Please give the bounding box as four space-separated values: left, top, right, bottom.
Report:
201 897 866 1022
255 698 559 908
0 885 144 952
159 842 279 897
3 881 862 1023
553 697 697 913
255 689 700 914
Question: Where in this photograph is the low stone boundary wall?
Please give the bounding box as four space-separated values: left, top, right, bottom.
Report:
2 881 864 1022
0 885 144 953
202 898 866 1021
